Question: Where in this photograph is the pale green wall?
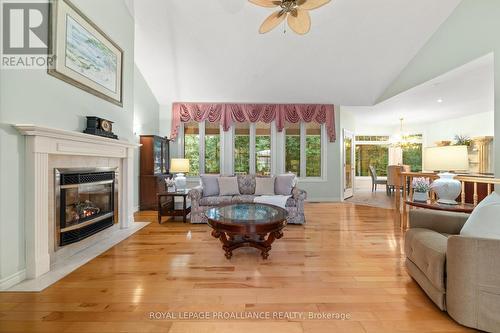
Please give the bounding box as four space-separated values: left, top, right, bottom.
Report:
378 0 499 177
0 0 138 284
133 65 160 209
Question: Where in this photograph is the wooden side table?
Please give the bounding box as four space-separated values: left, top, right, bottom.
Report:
157 189 191 224
403 200 474 230
405 200 475 214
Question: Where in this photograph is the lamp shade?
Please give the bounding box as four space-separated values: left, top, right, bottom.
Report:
170 158 190 173
424 146 469 172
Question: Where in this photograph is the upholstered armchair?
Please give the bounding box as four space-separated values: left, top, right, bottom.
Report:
405 209 500 332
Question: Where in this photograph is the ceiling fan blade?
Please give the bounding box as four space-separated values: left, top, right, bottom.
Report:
298 0 331 10
259 10 287 34
287 9 310 34
249 0 280 8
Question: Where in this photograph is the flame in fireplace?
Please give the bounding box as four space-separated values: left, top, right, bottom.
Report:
71 200 101 221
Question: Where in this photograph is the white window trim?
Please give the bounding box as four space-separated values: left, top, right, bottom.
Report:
249 123 256 174
179 122 222 178
231 122 275 175
283 122 327 181
354 133 423 177
178 121 325 180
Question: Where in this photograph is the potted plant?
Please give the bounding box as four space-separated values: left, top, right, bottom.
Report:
412 177 431 202
454 134 472 147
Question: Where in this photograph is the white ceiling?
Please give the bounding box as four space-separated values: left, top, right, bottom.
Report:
345 53 494 127
132 0 462 106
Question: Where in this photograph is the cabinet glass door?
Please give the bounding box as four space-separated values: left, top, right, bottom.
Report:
153 139 162 174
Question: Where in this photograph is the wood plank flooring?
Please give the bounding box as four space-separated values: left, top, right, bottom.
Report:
0 203 476 332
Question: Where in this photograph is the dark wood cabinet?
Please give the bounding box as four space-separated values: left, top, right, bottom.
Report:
139 135 170 210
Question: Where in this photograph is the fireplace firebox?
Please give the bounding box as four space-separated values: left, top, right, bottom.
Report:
55 168 118 246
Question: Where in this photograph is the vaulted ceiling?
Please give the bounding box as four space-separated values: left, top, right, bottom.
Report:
131 0 462 106
344 53 494 127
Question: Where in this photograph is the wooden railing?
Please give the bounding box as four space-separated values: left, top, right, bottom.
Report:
396 171 500 228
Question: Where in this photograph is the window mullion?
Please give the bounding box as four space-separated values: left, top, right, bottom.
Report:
300 122 306 178
199 121 206 174
179 124 185 158
250 123 256 174
219 123 225 174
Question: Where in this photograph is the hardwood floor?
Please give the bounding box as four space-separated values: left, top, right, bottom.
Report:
0 203 476 333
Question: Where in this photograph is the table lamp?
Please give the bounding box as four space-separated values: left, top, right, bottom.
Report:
424 146 469 205
170 158 190 190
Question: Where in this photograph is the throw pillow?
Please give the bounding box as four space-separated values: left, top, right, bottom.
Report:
217 176 240 196
200 174 220 197
275 173 296 195
255 177 275 195
237 175 256 195
460 192 500 239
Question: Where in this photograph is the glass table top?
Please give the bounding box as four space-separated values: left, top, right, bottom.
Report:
205 204 286 224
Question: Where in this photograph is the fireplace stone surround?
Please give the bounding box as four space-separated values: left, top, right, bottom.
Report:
13 125 141 283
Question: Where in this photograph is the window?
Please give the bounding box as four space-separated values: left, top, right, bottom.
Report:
285 122 324 178
204 121 220 174
355 144 389 176
234 122 250 174
355 135 390 142
402 144 423 172
285 122 301 176
306 123 321 177
181 121 325 178
184 121 200 176
255 122 271 175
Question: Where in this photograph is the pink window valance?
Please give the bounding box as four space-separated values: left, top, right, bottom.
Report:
170 103 336 142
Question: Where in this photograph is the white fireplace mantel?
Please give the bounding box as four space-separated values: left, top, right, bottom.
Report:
14 125 140 279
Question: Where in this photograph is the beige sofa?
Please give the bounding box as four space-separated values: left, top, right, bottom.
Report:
405 209 500 332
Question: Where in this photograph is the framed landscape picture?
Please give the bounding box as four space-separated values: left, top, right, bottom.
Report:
48 0 123 106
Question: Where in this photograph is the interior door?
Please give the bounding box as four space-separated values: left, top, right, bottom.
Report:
343 129 355 199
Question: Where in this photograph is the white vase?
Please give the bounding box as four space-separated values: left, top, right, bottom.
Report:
413 191 428 203
432 172 461 205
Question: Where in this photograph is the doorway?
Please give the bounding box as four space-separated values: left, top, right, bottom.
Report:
343 129 355 199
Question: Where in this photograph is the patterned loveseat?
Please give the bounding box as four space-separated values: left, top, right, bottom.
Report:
188 175 307 224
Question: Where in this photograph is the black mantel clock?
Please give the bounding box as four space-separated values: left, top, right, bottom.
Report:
84 116 118 139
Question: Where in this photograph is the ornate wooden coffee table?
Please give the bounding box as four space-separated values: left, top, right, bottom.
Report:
205 203 288 259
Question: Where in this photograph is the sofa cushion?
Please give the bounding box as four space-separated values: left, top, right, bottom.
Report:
405 228 448 291
461 192 500 239
255 177 275 195
199 196 233 206
200 174 219 197
231 195 257 204
218 177 240 196
237 175 256 195
275 174 296 195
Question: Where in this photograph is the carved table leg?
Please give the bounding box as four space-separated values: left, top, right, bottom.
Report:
210 225 285 260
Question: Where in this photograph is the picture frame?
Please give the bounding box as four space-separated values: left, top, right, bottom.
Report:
48 0 124 107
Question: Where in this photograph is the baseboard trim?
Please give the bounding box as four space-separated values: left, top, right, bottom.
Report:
5 222 149 292
0 269 26 291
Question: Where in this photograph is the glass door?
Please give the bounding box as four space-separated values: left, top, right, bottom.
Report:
343 129 355 199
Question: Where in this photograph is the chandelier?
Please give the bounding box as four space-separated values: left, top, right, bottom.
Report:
389 118 420 148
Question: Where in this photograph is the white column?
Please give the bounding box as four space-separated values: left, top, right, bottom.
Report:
121 147 135 229
24 137 50 278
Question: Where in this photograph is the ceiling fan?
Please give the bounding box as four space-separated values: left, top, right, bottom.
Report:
249 0 331 35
